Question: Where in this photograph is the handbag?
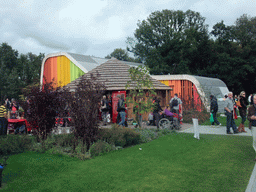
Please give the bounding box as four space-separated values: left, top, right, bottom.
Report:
233 109 238 119
236 100 242 108
210 113 214 123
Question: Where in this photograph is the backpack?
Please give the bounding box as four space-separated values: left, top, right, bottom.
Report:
171 98 178 107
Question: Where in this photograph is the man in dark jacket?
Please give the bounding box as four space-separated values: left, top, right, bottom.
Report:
153 97 163 129
247 94 256 160
210 95 221 126
117 94 127 126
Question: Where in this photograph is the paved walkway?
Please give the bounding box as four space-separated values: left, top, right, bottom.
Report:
179 124 252 136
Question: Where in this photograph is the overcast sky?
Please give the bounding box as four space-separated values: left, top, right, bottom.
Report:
1 0 256 58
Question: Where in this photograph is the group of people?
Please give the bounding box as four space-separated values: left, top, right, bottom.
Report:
100 93 183 129
152 93 182 128
223 92 244 134
100 95 112 126
100 94 128 127
5 98 20 119
0 98 26 136
210 91 255 134
210 92 256 160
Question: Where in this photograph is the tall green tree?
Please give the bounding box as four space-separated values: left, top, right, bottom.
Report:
17 52 44 86
234 14 256 47
0 42 44 100
105 48 141 63
232 15 256 94
210 16 256 95
0 43 18 70
127 9 209 75
105 48 129 61
0 43 19 100
211 20 235 44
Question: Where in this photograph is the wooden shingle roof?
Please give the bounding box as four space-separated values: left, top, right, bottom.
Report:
65 58 171 91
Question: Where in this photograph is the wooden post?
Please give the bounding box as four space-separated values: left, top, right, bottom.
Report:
166 90 168 106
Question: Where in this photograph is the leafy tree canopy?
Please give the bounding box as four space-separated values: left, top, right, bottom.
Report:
125 65 156 127
127 9 209 75
211 20 235 44
126 10 256 95
0 42 44 101
105 48 142 63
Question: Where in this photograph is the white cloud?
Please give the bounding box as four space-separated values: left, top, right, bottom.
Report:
189 0 256 29
0 0 256 57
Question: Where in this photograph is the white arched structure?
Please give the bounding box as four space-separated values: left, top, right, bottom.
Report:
151 74 229 112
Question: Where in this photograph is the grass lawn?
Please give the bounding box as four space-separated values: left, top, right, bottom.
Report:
201 114 250 127
1 133 255 192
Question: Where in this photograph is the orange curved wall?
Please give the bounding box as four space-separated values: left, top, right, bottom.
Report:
160 80 202 110
43 56 85 88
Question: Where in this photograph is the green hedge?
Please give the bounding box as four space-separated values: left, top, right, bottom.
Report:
1 125 174 162
89 140 115 157
0 135 34 157
99 124 141 147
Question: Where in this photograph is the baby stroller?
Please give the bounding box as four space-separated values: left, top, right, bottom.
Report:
158 113 181 130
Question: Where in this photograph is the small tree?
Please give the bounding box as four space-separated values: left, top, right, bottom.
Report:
20 80 61 146
125 65 156 127
64 74 105 152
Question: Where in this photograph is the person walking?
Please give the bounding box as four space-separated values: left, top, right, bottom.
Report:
0 100 8 135
117 94 126 126
224 92 240 134
169 94 182 115
238 91 248 132
101 95 109 126
153 97 163 128
169 93 182 125
210 95 221 126
247 94 256 160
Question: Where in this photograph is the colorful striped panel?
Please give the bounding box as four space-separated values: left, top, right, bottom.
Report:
57 56 70 87
70 61 85 82
43 55 85 88
43 57 58 88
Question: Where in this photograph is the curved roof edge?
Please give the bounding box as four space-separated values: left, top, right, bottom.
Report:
40 52 89 85
151 74 204 97
151 74 227 110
